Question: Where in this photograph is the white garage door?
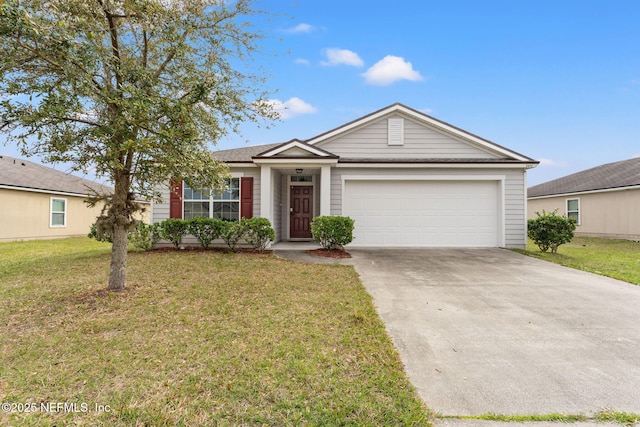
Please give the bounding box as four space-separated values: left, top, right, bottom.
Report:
343 180 499 247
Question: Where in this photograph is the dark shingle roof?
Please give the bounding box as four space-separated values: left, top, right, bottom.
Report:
0 155 112 196
211 143 281 162
528 157 640 198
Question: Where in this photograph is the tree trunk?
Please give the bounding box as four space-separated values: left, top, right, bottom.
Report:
109 223 128 291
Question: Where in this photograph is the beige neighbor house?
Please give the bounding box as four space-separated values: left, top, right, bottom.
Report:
153 103 539 249
528 157 640 240
0 155 121 242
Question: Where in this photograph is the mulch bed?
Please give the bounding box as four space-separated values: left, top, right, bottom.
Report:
306 248 352 258
145 246 272 255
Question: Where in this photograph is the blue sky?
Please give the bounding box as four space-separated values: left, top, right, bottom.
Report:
3 0 639 186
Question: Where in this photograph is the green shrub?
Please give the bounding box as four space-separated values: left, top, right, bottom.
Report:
527 209 577 253
159 218 189 249
188 217 225 249
310 216 355 250
88 221 113 243
129 222 161 250
221 220 246 252
243 217 275 251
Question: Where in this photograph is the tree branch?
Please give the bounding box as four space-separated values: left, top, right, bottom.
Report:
96 0 122 91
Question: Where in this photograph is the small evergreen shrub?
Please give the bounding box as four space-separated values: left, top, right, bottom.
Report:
88 221 113 243
310 216 355 250
159 218 189 249
188 217 225 249
221 220 246 252
527 209 577 253
243 217 275 251
129 222 161 251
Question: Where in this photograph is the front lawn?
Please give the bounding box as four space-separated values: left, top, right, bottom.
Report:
0 238 432 426
521 236 640 285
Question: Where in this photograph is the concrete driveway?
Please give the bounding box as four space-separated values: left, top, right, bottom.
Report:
349 248 640 417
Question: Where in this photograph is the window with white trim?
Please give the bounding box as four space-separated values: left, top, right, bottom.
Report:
183 178 240 221
567 198 580 224
50 198 67 227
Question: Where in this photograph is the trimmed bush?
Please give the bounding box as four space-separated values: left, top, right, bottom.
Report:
527 209 577 253
188 217 225 249
159 218 189 249
310 215 355 250
244 217 275 251
221 220 246 252
88 221 113 243
129 222 161 251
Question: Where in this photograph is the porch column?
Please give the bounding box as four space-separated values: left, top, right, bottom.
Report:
260 165 272 223
320 165 331 216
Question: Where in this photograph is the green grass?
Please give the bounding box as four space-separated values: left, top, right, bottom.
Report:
518 236 640 285
0 237 432 426
441 410 640 426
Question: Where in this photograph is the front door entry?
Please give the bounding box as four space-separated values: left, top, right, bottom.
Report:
290 185 313 239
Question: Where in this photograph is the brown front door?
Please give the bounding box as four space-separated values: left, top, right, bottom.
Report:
290 185 313 239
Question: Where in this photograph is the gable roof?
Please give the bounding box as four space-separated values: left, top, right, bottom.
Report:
528 157 640 198
0 155 112 196
208 103 538 165
307 103 536 162
255 139 339 158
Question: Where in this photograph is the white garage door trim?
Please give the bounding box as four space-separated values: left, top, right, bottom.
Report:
341 175 505 247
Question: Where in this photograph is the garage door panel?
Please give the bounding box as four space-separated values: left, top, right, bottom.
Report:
344 180 499 247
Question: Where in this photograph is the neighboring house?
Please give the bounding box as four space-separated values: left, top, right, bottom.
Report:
0 155 145 242
528 157 640 240
153 103 539 248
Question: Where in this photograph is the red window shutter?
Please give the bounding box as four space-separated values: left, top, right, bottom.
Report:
240 177 253 219
169 179 183 219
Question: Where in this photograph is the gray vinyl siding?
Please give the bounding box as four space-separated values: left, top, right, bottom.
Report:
331 167 528 249
317 114 501 159
504 170 527 248
153 184 171 223
151 167 260 223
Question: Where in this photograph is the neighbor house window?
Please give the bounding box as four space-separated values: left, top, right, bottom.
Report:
567 198 580 224
183 178 240 221
50 198 67 227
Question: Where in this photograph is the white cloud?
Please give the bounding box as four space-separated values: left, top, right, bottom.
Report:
538 158 568 167
321 48 364 67
283 23 314 34
265 97 318 120
294 58 310 65
362 55 423 86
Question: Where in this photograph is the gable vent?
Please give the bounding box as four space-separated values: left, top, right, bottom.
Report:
388 117 404 146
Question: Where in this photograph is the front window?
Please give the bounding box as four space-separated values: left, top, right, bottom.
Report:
183 178 240 221
567 198 580 224
50 198 67 227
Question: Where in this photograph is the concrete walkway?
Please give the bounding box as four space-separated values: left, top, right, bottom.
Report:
348 248 640 425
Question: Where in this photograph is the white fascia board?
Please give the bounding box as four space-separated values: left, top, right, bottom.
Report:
260 141 331 157
528 184 640 200
335 162 534 169
0 184 89 198
306 105 401 145
252 158 338 166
